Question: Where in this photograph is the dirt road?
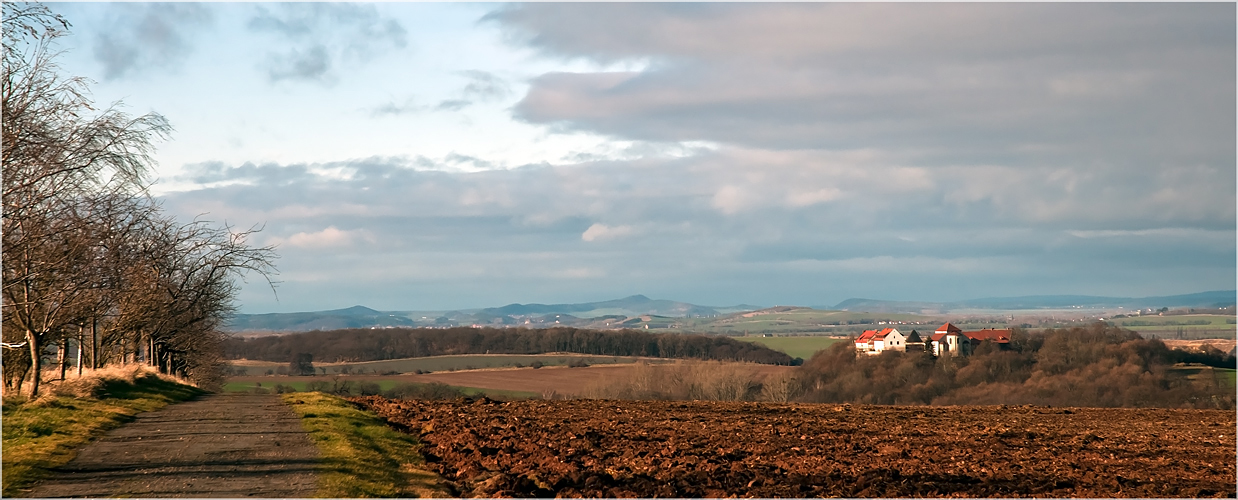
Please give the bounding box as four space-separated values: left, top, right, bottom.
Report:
27 393 318 498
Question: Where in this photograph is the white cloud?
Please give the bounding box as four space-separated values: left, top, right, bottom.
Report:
711 185 754 215
581 223 636 242
785 187 842 208
273 226 375 249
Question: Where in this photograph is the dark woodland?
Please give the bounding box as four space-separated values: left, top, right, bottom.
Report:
223 327 798 365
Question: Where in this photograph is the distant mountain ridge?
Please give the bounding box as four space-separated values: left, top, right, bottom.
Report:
833 290 1236 313
225 290 1234 333
479 295 728 318
226 295 761 332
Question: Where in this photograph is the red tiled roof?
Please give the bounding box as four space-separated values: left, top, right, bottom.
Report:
963 328 1012 343
873 327 897 339
857 330 878 342
935 322 962 334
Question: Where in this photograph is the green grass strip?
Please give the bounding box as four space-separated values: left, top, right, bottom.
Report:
282 392 450 498
1 374 205 496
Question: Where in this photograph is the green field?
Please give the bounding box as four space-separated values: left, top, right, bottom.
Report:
735 336 846 360
228 353 649 376
1169 365 1237 389
1219 368 1237 388
1111 314 1236 338
1111 314 1235 328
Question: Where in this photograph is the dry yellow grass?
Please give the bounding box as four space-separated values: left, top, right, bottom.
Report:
2 365 204 496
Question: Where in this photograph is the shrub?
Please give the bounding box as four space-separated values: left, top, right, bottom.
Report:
358 382 382 396
382 382 465 400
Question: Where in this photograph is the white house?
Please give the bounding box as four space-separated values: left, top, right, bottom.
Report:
855 327 907 355
930 322 967 356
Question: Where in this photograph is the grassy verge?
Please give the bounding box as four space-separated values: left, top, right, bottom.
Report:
1 368 205 496
282 392 450 498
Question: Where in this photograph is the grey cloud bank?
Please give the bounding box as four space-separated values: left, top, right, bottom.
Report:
139 3 1233 312
165 149 1233 312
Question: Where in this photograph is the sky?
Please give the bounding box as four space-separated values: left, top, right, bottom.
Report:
43 3 1237 313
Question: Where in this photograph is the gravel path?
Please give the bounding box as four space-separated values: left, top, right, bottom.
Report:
27 393 318 498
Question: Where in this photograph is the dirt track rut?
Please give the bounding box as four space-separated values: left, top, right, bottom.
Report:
27 393 318 498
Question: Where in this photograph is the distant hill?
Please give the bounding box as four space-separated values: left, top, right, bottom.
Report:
227 290 1234 333
834 290 1237 313
226 306 416 332
226 295 761 333
478 295 725 318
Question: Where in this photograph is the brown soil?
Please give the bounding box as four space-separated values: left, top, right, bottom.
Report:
27 393 318 498
354 396 1237 498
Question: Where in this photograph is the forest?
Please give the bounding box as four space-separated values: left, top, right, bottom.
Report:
222 327 799 365
794 323 1235 408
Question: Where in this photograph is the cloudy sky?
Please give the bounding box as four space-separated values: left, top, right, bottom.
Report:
46 3 1236 313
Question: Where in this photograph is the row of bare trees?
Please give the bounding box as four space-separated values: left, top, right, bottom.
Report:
2 4 277 396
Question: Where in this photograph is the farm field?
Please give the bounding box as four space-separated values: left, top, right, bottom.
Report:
1168 366 1237 389
1111 314 1235 328
223 378 538 399
734 335 846 360
1111 314 1236 339
690 308 935 334
227 353 652 376
226 362 792 399
1162 338 1237 354
354 397 1236 498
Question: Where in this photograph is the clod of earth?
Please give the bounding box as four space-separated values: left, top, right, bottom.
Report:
352 396 1236 498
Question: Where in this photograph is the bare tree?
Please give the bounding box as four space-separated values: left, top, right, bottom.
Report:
2 4 277 395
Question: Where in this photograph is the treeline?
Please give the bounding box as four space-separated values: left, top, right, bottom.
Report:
795 323 1234 408
1 5 275 395
223 327 799 365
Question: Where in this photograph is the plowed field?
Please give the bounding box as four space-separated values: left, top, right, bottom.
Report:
352 397 1236 498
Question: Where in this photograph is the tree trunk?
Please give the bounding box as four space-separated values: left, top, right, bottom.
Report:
26 329 41 397
57 340 67 381
90 317 98 370
76 327 84 376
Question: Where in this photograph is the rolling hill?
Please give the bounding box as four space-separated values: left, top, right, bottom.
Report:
833 290 1236 313
226 295 762 333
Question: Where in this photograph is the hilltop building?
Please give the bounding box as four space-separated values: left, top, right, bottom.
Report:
861 322 1012 357
855 327 907 355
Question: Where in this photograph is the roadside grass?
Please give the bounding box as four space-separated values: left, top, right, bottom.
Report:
283 392 450 498
735 336 845 360
1 367 204 497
